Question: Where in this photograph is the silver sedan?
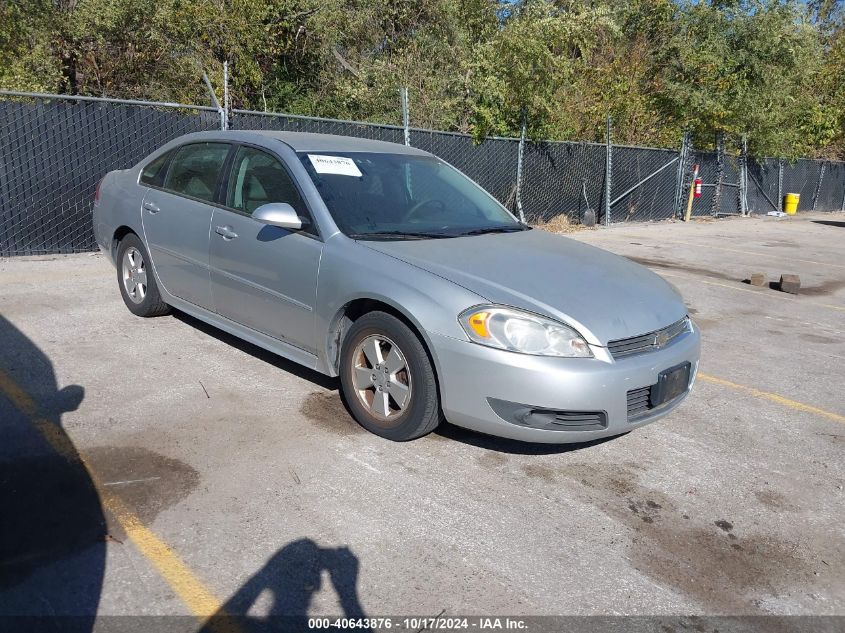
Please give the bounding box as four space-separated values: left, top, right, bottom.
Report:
93 131 700 443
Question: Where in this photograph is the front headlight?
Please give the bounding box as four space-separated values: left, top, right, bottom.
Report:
458 306 593 358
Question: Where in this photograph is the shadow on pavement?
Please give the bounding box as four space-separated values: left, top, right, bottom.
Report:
0 316 105 632
201 540 370 633
434 421 621 455
176 310 617 453
173 311 338 391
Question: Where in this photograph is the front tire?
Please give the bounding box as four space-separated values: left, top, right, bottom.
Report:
340 311 443 441
116 233 170 317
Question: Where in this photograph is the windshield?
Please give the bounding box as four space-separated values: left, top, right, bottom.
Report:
297 151 525 239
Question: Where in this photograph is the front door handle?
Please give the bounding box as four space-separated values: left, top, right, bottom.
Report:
215 225 238 240
143 201 160 213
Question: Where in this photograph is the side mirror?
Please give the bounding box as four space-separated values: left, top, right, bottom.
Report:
253 203 306 230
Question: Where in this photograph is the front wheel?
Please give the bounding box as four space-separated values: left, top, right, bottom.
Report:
339 312 443 441
116 233 170 317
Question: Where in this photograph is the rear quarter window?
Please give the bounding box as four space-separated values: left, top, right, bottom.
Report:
139 150 172 187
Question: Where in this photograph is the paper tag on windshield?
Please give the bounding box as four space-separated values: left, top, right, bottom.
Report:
307 154 362 177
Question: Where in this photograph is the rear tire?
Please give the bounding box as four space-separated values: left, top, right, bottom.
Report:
116 233 170 317
340 311 443 441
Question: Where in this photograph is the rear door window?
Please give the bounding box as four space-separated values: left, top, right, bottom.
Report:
164 142 230 202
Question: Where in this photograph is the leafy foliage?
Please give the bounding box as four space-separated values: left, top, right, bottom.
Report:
1 0 843 158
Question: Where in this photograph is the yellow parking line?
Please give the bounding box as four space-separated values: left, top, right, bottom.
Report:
668 238 845 271
101 492 225 618
656 270 845 313
698 372 845 425
0 369 234 627
0 371 40 417
578 234 845 271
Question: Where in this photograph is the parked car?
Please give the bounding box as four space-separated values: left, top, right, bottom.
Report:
93 131 700 443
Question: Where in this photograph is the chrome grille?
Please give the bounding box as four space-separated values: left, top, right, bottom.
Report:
608 317 690 359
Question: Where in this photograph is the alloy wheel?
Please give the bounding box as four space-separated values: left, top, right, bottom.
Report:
350 334 412 424
121 246 147 304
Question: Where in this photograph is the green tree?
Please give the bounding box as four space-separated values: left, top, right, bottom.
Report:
0 0 61 92
301 0 496 129
658 0 828 158
0 0 843 158
561 0 680 146
467 0 618 139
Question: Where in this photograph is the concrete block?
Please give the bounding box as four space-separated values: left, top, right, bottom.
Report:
749 273 767 287
779 274 800 294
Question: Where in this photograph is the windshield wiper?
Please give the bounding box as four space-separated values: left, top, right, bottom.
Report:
453 225 529 237
349 231 454 240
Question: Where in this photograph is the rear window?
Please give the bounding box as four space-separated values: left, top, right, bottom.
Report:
163 142 230 202
139 151 172 187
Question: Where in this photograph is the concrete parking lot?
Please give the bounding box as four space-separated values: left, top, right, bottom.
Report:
1 212 843 626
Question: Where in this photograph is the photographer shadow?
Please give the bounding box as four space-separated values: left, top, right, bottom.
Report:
0 316 105 631
201 540 370 633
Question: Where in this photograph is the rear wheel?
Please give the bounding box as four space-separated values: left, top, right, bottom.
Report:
116 233 170 317
340 311 442 441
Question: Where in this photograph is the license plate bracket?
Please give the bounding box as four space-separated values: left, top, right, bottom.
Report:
651 362 691 407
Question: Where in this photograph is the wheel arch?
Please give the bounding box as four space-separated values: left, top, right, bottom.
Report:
325 297 442 383
111 225 136 260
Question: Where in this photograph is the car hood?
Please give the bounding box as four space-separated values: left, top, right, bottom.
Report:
359 229 687 346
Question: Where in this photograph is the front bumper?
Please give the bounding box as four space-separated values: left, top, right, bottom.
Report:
430 324 701 443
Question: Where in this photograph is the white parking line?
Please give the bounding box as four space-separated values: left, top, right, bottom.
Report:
346 453 383 474
103 477 162 486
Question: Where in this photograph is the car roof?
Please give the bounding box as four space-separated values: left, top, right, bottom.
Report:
181 130 432 156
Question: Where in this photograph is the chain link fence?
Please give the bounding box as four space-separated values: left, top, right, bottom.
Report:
1 91 844 256
746 157 781 214
608 145 680 223
0 93 220 255
409 130 521 211
818 162 845 211
520 141 606 224
231 109 405 144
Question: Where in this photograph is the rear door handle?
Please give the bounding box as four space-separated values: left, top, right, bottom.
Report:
143 201 160 213
215 225 238 240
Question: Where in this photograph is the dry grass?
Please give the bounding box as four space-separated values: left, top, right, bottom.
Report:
531 213 590 234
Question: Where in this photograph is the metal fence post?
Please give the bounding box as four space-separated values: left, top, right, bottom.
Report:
515 114 526 223
223 60 230 131
202 71 226 130
673 131 689 218
812 162 825 211
710 133 725 216
740 135 748 216
777 159 784 213
400 87 410 147
604 116 612 226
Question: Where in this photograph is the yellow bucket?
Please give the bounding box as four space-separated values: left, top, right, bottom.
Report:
784 193 800 215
